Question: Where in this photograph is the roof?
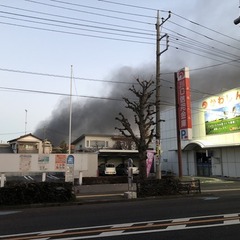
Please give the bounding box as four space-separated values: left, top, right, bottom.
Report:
8 133 43 143
98 149 139 157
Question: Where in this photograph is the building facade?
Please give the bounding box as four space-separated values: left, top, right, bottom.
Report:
8 133 52 154
161 88 240 178
72 134 139 168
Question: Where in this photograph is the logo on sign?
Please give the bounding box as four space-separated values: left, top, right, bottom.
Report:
180 129 188 140
67 155 74 165
177 69 185 80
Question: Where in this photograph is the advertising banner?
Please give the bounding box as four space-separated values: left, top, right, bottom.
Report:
19 154 32 172
55 154 66 170
202 88 240 135
146 150 154 177
176 67 192 140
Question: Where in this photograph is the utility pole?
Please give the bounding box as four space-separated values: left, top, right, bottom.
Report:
155 10 170 179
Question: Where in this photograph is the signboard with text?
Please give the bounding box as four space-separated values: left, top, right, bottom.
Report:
176 67 192 140
202 88 240 135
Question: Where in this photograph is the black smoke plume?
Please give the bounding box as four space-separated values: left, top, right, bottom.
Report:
34 58 240 146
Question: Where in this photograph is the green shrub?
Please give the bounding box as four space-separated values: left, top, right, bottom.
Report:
136 178 180 197
0 182 75 205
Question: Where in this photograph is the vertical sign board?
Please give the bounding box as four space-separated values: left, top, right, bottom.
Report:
177 67 192 140
65 155 74 183
146 150 155 177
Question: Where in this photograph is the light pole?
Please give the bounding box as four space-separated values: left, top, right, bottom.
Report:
234 16 240 24
155 10 171 179
68 65 73 154
25 109 27 135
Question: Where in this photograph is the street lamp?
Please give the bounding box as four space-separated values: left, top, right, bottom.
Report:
234 16 240 25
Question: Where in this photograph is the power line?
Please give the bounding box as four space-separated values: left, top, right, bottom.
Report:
1 2 239 79
2 2 238 63
0 4 153 33
171 12 240 43
0 10 155 36
0 12 155 40
0 20 154 45
48 0 156 19
169 41 240 67
166 30 240 60
25 0 154 25
2 7 238 68
98 0 168 12
168 19 240 52
0 67 148 85
0 86 124 101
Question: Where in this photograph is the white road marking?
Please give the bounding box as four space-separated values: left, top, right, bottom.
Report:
0 211 20 216
0 213 239 239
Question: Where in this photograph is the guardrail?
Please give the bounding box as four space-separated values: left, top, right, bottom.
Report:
178 179 201 194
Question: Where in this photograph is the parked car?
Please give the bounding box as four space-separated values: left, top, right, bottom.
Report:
116 163 139 176
98 163 116 176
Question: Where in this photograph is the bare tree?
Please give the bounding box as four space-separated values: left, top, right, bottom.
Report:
115 78 156 181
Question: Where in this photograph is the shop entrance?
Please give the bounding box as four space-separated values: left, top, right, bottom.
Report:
196 152 212 176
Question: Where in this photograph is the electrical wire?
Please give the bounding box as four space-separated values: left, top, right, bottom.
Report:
0 1 239 95
48 0 156 19
97 0 168 12
0 10 155 38
0 20 154 45
0 86 124 101
0 4 153 33
25 0 154 25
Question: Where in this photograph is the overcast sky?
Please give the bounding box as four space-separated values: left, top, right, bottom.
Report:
0 0 240 144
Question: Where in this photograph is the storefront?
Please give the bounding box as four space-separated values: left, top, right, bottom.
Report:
161 87 240 178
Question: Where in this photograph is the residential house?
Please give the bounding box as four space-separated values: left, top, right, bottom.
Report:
72 134 139 167
8 133 52 154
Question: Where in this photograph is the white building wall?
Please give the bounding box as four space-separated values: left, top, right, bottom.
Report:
74 135 116 151
161 95 240 177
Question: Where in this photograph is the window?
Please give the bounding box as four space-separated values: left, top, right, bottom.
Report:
90 140 105 148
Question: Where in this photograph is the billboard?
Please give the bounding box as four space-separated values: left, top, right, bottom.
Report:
202 88 240 135
176 67 192 140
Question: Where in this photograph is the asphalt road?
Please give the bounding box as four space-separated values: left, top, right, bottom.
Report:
0 188 240 239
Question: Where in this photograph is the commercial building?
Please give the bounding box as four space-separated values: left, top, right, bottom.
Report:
161 87 240 178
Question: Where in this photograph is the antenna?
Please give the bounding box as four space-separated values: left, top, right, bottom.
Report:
68 65 73 154
25 109 27 135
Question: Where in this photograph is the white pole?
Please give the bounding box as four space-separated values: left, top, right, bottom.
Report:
0 173 5 188
68 65 73 154
25 109 27 135
42 172 46 182
78 171 83 185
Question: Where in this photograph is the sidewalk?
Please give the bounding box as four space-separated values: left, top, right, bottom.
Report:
74 177 240 203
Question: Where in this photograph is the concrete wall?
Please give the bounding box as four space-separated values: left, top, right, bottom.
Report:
0 153 95 174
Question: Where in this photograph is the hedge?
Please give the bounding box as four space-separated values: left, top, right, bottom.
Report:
0 182 75 205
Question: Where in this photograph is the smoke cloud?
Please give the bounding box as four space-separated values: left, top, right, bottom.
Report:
34 53 240 146
34 65 156 145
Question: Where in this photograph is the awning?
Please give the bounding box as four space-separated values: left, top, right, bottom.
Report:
98 149 139 157
183 140 240 151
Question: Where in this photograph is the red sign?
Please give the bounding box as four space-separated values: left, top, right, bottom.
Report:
177 67 192 140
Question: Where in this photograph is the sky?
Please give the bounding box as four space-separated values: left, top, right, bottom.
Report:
0 0 240 145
